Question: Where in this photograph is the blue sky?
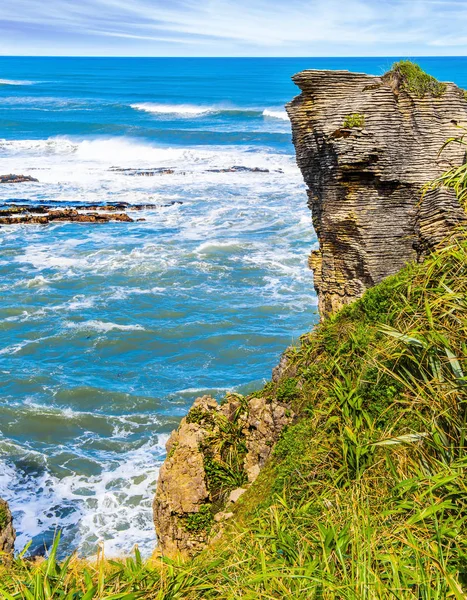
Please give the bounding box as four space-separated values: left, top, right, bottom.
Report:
1 0 467 56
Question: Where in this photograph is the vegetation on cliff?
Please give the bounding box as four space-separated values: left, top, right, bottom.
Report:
424 125 467 210
384 60 447 98
1 234 467 598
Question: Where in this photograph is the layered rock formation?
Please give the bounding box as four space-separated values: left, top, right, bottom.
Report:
287 68 467 316
153 394 293 557
0 499 15 558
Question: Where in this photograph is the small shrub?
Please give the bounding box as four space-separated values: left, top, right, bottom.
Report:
423 124 467 210
186 406 213 426
184 504 214 534
342 113 365 128
276 378 299 403
204 455 247 495
385 60 446 98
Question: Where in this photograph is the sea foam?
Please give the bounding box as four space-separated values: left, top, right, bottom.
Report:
262 109 289 121
131 103 213 116
0 79 37 86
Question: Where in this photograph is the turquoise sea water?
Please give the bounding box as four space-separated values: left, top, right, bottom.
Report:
0 57 466 557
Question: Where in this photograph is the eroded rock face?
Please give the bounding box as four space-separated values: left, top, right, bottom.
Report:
287 69 467 316
153 394 294 557
0 499 15 558
153 396 215 557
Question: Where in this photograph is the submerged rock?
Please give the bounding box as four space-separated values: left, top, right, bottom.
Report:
206 166 270 173
0 499 15 558
109 167 175 176
287 68 467 317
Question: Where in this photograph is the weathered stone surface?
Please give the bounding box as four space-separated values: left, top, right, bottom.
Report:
242 397 293 483
0 498 15 558
153 393 294 557
153 396 215 558
0 174 38 184
287 69 467 316
228 487 247 504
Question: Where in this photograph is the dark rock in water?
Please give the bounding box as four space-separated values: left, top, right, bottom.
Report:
287 69 467 317
109 167 175 176
0 174 38 184
0 200 182 213
0 207 134 225
206 166 269 173
0 200 183 225
0 498 15 558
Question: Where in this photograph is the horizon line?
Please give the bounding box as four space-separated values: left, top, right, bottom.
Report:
1 54 467 59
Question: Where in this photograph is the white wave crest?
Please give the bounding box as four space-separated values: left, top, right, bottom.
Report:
65 320 145 332
0 79 37 86
263 109 289 121
131 103 213 117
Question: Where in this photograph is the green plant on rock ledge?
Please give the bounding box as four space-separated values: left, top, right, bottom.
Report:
202 411 248 500
385 59 447 98
342 113 365 128
184 504 214 534
276 377 300 403
0 506 7 530
186 406 214 427
423 123 467 210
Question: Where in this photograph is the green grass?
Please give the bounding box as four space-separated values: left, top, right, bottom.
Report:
342 113 365 128
385 60 447 98
2 237 467 597
423 124 467 210
183 504 214 534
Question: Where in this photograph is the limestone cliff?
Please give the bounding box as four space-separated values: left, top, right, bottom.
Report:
287 67 467 316
153 394 293 557
0 498 15 558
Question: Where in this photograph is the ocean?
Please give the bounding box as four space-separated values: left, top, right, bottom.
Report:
0 56 466 557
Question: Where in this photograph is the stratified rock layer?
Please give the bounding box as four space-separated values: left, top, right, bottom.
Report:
287 69 467 316
153 394 293 557
0 499 15 558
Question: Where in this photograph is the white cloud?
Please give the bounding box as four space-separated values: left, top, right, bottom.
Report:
1 0 467 55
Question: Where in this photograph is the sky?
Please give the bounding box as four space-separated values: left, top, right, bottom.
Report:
1 0 467 56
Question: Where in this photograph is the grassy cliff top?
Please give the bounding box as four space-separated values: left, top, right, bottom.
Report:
1 234 467 598
384 60 447 98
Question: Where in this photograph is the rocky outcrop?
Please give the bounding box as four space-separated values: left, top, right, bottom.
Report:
0 209 134 225
153 394 294 557
0 201 183 225
0 174 38 184
0 499 15 558
287 68 467 316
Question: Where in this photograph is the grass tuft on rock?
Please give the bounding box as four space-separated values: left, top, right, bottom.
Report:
342 112 365 128
385 60 447 98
